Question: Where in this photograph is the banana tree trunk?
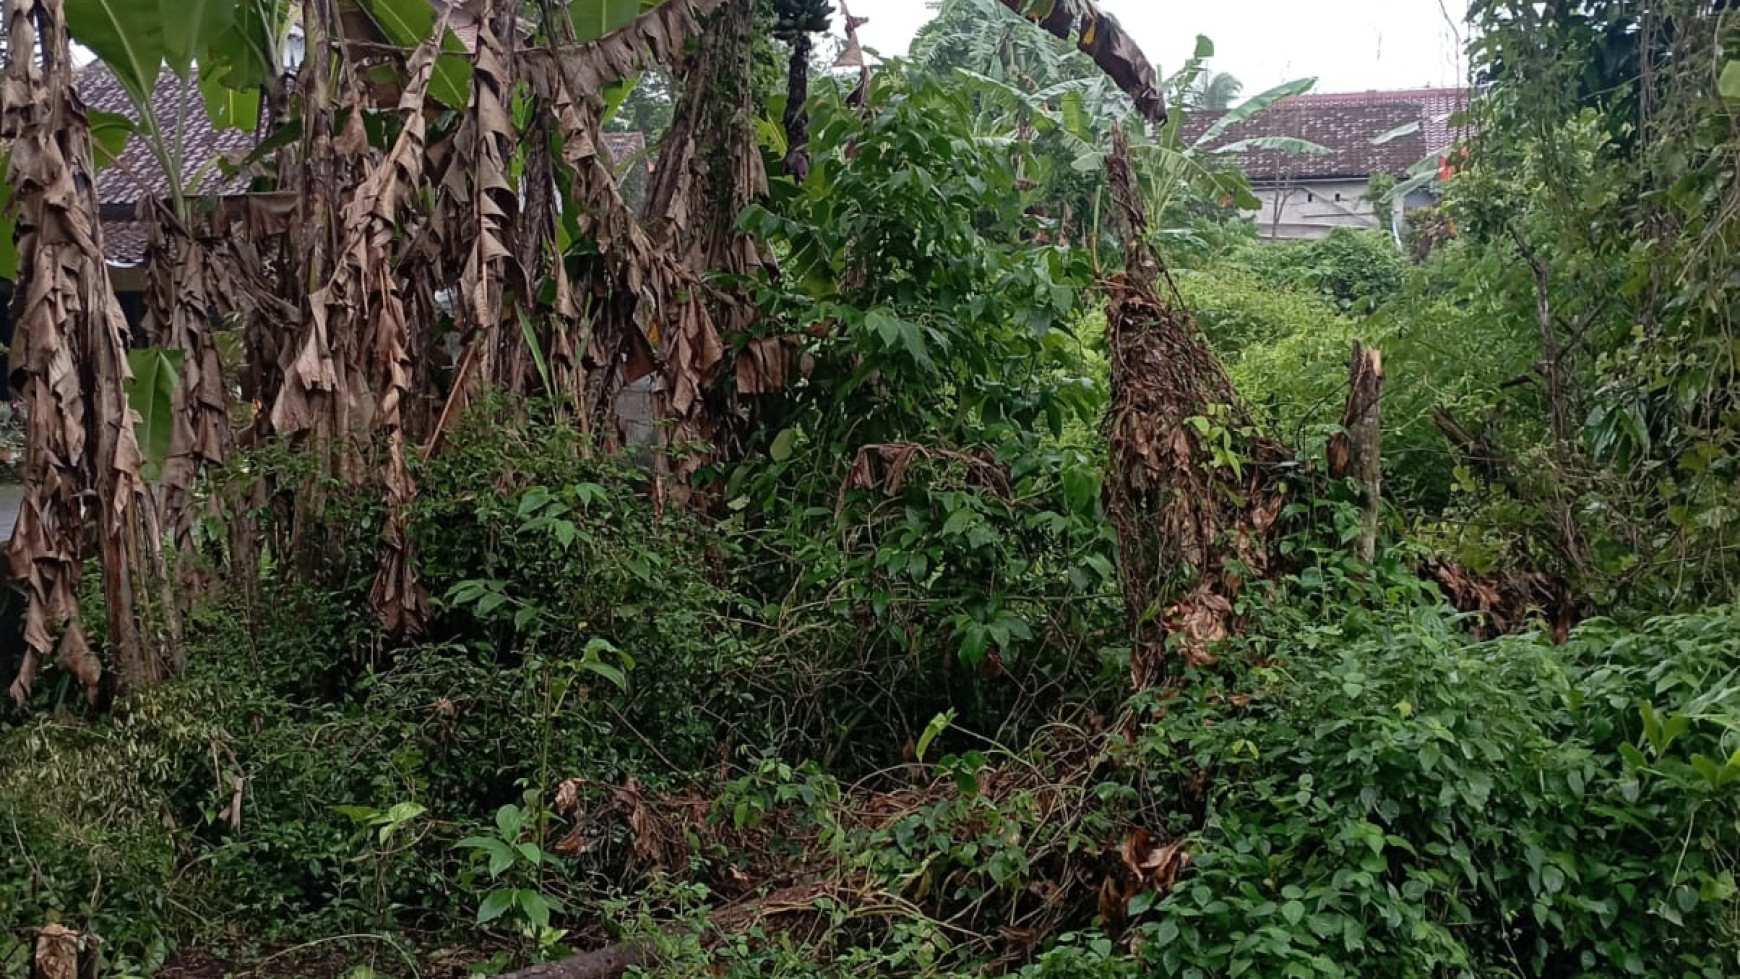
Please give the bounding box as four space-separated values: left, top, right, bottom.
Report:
1102 130 1286 689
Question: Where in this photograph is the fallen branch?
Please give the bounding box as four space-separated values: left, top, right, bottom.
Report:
492 944 647 979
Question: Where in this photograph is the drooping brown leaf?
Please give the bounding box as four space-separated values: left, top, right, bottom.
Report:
429 0 526 444
300 7 450 633
142 209 232 608
997 0 1166 125
4 0 160 700
640 0 777 485
542 0 731 99
268 0 345 444
734 334 801 395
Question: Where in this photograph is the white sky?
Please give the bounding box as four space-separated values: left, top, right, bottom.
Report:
834 0 1468 95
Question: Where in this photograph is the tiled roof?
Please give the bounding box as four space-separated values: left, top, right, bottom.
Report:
602 131 649 208
77 62 258 265
78 63 258 208
1285 88 1471 155
1183 88 1469 184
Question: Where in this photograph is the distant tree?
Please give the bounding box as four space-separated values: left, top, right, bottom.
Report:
1188 70 1244 111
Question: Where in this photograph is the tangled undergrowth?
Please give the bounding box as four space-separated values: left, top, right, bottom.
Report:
4 411 1737 977
7 2 1740 974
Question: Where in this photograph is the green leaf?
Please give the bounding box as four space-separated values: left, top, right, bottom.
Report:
355 0 473 110
1281 900 1305 926
515 890 555 930
915 708 956 763
126 347 184 482
1213 136 1332 156
769 427 798 462
518 314 555 401
199 65 262 132
1193 35 1215 59
579 658 628 692
1618 742 1648 771
242 118 303 166
1691 754 1724 789
201 0 289 92
476 889 515 925
65 0 168 107
88 111 136 169
1197 77 1317 146
495 804 526 841
1720 60 1740 102
1541 864 1566 894
1371 120 1422 145
568 0 641 43
162 0 236 77
383 801 426 825
476 838 517 877
601 77 639 127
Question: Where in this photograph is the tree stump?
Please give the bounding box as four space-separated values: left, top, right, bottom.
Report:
31 924 93 979
1329 342 1384 563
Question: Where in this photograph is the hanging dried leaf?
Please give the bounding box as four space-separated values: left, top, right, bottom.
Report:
4 0 160 699
314 7 450 633
430 0 526 443
640 0 777 485
997 0 1166 125
142 210 233 588
541 0 730 102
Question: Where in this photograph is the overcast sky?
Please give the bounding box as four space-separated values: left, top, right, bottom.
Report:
834 0 1468 95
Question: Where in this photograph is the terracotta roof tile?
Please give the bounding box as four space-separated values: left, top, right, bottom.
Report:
77 62 257 265
1284 88 1471 155
1183 88 1469 184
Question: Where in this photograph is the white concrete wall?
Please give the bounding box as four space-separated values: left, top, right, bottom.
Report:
1242 179 1402 241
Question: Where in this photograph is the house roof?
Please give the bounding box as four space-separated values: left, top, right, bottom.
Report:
76 25 654 270
77 62 258 266
1183 87 1469 184
1285 88 1471 155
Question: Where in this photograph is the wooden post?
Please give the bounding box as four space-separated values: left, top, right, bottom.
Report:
1330 342 1384 563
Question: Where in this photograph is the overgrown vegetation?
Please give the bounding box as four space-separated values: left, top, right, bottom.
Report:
3 0 1739 977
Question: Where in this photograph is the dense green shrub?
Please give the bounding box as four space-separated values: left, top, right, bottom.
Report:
1228 229 1407 315
1121 601 1740 977
1175 266 1350 361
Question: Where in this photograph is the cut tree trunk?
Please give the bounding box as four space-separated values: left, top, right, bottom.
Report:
1329 342 1383 563
491 944 646 979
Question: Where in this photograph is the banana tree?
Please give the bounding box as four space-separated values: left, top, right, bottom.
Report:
58 0 293 585
64 0 289 216
961 34 1325 239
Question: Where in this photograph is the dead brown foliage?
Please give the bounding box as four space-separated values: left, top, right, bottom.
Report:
1101 131 1291 690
